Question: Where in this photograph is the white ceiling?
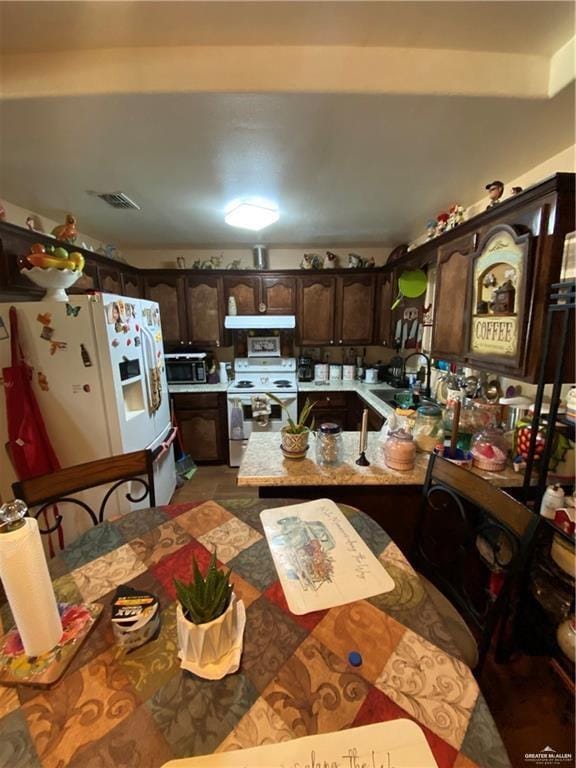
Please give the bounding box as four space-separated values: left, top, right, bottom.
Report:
0 1 574 249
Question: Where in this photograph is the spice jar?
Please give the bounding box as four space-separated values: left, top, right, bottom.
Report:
383 429 416 471
471 426 508 471
316 423 344 466
413 405 444 453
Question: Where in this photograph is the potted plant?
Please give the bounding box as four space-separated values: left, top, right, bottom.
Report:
268 394 315 459
174 551 245 679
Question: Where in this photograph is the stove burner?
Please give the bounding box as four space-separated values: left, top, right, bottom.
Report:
273 380 293 388
234 381 255 389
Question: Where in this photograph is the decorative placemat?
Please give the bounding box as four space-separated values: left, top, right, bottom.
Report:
261 498 395 614
0 602 102 688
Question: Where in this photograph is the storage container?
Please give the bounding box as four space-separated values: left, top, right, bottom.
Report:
316 423 344 466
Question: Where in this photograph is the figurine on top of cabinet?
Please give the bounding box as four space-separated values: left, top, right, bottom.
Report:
191 254 223 269
485 180 504 209
301 253 322 269
436 212 449 235
0 203 5 221
446 204 465 231
426 220 437 240
348 253 375 269
511 186 523 196
324 251 338 268
52 213 77 243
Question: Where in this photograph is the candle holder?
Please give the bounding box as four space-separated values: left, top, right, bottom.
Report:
356 451 370 466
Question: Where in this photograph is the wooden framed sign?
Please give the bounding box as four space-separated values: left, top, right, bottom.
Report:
466 224 532 372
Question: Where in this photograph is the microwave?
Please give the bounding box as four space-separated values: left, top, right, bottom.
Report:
165 353 207 385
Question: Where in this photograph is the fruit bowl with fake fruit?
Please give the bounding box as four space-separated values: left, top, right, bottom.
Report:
20 244 85 302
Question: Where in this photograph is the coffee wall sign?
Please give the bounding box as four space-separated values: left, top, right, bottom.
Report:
466 225 531 369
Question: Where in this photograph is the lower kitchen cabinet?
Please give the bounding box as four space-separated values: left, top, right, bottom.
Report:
172 393 228 464
299 391 350 431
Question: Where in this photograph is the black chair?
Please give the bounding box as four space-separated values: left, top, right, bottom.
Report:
12 449 156 543
412 454 540 673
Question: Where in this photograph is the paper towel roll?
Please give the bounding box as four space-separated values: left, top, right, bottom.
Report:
0 518 63 656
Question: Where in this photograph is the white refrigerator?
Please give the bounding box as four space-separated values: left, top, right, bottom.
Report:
0 293 176 542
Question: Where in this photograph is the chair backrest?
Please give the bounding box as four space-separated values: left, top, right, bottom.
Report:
413 454 539 666
12 449 156 538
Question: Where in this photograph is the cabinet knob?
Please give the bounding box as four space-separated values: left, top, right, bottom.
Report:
382 340 387 346
339 339 343 344
330 340 334 345
216 340 220 348
180 340 185 345
259 303 267 313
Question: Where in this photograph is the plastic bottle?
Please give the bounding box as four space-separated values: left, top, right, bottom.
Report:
539 484 565 519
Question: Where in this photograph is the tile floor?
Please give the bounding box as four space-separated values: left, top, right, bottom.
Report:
170 464 574 767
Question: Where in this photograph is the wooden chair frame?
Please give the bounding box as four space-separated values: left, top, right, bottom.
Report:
413 454 540 670
12 450 156 536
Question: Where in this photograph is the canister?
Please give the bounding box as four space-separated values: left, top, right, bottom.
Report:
364 368 378 384
383 429 416 471
316 423 344 466
329 364 342 382
343 365 355 381
314 363 329 384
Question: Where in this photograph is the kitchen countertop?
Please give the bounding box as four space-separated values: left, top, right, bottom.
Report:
298 380 399 418
168 382 229 394
237 431 524 488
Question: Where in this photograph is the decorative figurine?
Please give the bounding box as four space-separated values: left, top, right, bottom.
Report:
426 220 437 240
436 212 449 234
301 253 322 269
347 253 375 269
225 259 242 269
511 186 523 196
485 180 504 209
447 204 465 231
52 213 77 243
0 203 5 221
324 251 338 268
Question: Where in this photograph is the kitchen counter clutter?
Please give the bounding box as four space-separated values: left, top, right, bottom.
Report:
237 431 523 488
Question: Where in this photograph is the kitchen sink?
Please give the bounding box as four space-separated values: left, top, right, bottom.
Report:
371 389 438 409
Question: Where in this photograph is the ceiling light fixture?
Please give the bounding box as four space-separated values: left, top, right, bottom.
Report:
224 201 279 231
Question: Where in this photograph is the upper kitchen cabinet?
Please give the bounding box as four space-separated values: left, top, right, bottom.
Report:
121 269 143 299
432 231 477 360
336 274 375 345
97 263 122 295
223 274 296 315
375 272 395 347
143 272 187 345
296 272 376 345
297 274 337 345
185 274 225 347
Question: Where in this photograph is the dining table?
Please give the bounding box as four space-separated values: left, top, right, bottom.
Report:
0 497 511 768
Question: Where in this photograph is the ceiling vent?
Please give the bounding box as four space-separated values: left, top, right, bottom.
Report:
97 192 141 210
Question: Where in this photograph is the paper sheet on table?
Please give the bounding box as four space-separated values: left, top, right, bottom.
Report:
260 498 394 614
161 720 438 767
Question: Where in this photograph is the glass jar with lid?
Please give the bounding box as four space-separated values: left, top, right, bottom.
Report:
413 405 444 453
316 422 344 466
471 426 508 471
383 428 416 471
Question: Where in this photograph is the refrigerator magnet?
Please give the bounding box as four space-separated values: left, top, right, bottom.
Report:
80 344 92 367
134 337 141 347
111 339 120 348
49 341 67 355
66 304 81 318
37 372 49 391
40 326 55 341
36 312 52 326
126 339 132 346
122 324 129 334
114 320 123 333
0 316 8 341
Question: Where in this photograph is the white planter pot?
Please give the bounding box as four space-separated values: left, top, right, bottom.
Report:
176 593 246 679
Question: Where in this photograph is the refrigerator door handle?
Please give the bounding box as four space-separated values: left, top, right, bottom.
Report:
141 325 161 414
152 425 178 462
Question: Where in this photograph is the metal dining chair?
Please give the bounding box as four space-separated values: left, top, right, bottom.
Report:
12 449 156 545
411 454 540 673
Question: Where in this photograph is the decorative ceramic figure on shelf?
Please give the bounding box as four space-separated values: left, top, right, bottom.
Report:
511 186 523 196
347 253 375 269
301 253 322 269
225 259 242 269
52 214 77 243
447 204 465 231
485 180 504 209
426 220 437 240
324 251 338 268
436 212 449 234
0 203 5 221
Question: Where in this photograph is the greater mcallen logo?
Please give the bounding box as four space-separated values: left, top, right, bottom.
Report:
524 746 573 765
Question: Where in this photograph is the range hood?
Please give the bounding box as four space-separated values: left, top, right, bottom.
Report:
224 315 296 330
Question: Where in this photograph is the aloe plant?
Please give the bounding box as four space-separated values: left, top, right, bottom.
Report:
267 394 315 434
174 550 233 625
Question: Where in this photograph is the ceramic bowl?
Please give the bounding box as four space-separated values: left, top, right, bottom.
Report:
21 267 82 302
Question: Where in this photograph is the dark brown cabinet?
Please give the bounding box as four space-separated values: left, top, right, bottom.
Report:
172 392 228 464
121 270 143 299
337 274 375 345
432 232 476 360
185 275 225 347
223 274 296 315
97 264 122 294
143 273 186 345
299 391 349 430
297 275 337 345
375 272 395 347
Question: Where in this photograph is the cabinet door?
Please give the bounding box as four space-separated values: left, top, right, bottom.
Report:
261 275 296 314
177 409 225 463
432 233 476 359
97 264 122 294
69 257 99 294
337 275 375 345
297 276 336 345
122 270 143 299
223 276 258 314
185 275 224 347
144 273 186 345
375 272 395 347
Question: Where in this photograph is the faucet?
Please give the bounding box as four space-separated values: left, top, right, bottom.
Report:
403 352 432 399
